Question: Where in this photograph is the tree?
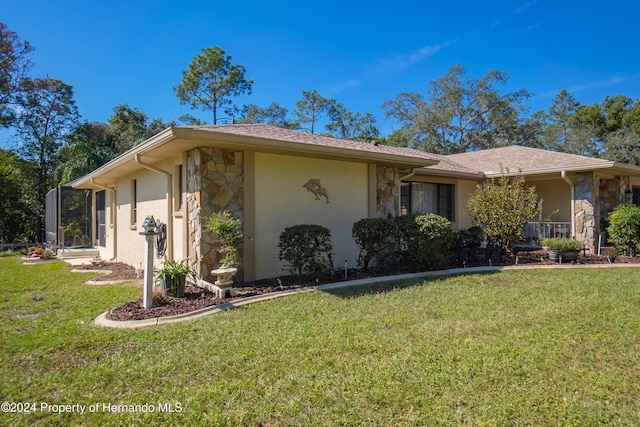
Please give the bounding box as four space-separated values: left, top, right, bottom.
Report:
107 104 173 152
0 22 34 127
174 46 253 124
382 64 531 154
294 90 334 134
13 77 79 241
376 129 410 147
55 122 117 184
236 102 298 128
467 173 541 253
325 103 379 141
55 105 173 184
572 95 640 164
177 113 205 126
0 148 32 242
529 90 601 156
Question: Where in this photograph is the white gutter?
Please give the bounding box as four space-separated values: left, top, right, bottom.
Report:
134 154 173 260
91 179 117 261
400 168 417 181
561 170 576 240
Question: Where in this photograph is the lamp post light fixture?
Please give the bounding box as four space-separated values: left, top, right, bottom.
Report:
139 215 159 309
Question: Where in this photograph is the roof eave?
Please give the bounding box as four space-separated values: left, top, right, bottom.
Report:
416 167 483 179
72 126 439 189
482 162 618 178
72 127 177 189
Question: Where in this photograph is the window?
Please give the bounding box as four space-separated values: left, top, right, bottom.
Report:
131 179 137 225
400 182 454 220
633 187 640 206
174 164 184 212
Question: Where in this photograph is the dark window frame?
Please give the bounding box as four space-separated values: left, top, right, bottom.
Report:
400 181 454 221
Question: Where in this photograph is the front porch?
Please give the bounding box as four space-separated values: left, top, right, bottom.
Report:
522 221 572 241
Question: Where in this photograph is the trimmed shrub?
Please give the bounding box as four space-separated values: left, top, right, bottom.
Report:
606 204 640 256
278 225 334 277
352 218 399 271
396 213 453 271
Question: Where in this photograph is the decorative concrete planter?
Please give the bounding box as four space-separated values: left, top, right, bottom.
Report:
548 249 579 263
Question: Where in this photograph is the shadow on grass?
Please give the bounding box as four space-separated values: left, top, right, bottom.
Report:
320 269 502 299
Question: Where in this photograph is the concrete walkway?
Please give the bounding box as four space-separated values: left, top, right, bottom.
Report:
92 262 640 329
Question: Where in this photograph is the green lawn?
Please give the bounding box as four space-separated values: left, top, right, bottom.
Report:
1 256 639 426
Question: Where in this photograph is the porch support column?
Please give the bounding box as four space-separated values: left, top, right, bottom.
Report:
375 165 400 219
573 171 599 253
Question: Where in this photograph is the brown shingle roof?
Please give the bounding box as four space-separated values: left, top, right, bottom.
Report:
182 124 442 163
428 145 613 176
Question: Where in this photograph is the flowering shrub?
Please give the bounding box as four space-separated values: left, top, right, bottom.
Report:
468 173 541 253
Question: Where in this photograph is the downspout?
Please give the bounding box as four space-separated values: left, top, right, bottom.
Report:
400 168 417 181
91 179 117 261
134 154 173 260
398 168 417 215
561 170 576 240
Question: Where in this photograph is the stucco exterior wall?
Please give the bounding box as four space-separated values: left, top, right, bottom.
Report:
455 179 480 229
94 189 115 261
530 179 572 222
96 156 186 270
252 153 369 280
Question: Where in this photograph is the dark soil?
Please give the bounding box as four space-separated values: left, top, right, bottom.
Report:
89 252 640 322
73 262 137 281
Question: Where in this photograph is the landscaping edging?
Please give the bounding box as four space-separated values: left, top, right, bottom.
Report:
92 263 640 329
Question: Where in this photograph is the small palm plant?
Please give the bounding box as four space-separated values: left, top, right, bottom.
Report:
154 259 194 297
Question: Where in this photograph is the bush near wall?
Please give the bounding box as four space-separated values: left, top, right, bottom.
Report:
278 225 334 277
400 214 453 271
353 214 453 272
606 204 640 256
352 218 399 271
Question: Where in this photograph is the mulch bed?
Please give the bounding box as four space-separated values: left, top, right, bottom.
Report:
73 262 138 281
81 253 640 322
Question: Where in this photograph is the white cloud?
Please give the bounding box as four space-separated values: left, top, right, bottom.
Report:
322 79 361 96
370 41 454 75
523 20 549 32
536 73 640 99
515 0 539 15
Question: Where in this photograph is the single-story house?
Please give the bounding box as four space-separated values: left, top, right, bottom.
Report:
67 124 640 282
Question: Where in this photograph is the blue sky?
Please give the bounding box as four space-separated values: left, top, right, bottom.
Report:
3 0 640 142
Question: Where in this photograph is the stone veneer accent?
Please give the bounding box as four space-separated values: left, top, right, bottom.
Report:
598 176 630 222
376 166 399 218
574 172 599 252
186 147 244 282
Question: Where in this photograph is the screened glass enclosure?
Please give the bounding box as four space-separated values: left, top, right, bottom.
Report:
45 186 92 248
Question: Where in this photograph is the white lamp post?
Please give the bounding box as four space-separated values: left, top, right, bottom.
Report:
139 215 158 309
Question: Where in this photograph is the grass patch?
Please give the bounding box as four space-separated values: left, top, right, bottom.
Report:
1 257 639 425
